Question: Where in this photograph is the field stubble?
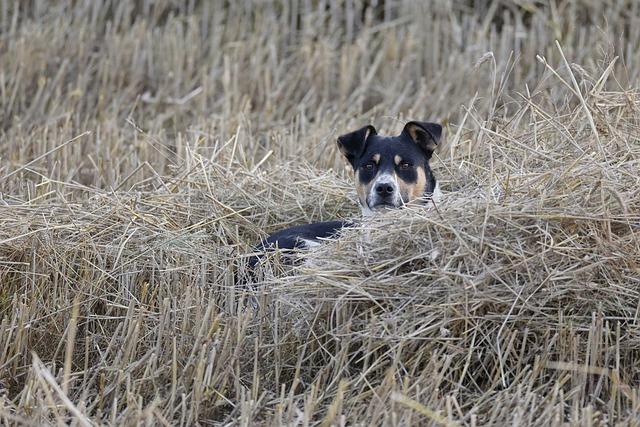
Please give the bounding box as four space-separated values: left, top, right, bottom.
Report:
1 1 640 425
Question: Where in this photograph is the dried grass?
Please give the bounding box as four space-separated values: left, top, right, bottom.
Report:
1 1 639 425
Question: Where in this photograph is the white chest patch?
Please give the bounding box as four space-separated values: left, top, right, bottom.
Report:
427 181 443 209
298 238 322 249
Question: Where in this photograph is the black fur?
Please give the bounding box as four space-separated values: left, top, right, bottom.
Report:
248 220 353 268
336 125 377 169
355 133 430 186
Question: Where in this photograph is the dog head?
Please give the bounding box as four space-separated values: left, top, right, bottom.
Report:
337 121 441 214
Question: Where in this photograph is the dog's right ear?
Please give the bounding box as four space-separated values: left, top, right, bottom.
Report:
336 125 377 169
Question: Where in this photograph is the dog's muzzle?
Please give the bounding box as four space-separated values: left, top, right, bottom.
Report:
367 176 401 209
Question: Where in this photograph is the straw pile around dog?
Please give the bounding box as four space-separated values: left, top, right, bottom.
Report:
249 80 640 425
1 1 640 425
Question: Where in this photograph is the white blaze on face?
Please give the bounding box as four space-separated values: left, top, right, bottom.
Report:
368 171 402 208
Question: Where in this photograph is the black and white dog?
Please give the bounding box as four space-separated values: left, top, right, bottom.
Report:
250 121 442 267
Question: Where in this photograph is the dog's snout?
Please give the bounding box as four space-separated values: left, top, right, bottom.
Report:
375 183 395 195
367 175 400 209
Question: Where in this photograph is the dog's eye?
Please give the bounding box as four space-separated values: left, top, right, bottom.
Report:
362 162 375 171
399 161 411 170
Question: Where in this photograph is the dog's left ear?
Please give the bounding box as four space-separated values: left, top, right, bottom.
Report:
402 121 442 158
337 125 377 169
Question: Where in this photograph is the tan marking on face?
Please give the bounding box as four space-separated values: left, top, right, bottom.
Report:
372 153 380 164
397 165 427 203
411 165 428 201
394 155 402 165
355 169 373 207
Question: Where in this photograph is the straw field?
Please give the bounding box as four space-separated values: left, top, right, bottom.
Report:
1 1 640 425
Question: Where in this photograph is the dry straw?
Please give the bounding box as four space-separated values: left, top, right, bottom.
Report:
1 1 639 425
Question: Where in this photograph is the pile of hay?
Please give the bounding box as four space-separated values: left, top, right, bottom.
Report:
250 75 640 425
2 62 638 425
1 1 640 425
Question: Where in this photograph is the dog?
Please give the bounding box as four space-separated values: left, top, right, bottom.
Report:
248 120 442 269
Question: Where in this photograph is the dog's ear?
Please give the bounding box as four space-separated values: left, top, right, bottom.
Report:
336 125 377 169
402 121 442 158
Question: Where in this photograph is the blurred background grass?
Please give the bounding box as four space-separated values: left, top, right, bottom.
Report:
2 0 639 193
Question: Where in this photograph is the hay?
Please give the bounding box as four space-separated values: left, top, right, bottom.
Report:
1 1 640 425
257 80 640 425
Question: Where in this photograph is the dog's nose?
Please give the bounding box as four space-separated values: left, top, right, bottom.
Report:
375 183 395 195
